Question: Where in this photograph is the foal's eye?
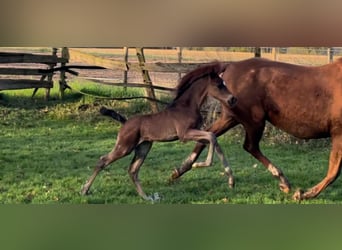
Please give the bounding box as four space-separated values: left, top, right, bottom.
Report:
217 82 226 89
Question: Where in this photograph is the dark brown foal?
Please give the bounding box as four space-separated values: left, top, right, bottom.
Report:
81 62 237 201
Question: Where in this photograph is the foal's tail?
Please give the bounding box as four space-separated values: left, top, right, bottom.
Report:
100 107 127 124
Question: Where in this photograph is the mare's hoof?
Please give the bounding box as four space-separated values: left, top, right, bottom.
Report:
293 188 317 201
292 189 304 201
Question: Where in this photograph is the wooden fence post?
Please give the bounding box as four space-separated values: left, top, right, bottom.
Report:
136 47 159 113
59 47 69 99
254 47 261 57
328 47 334 63
272 47 278 61
45 48 58 100
123 47 129 91
177 47 183 80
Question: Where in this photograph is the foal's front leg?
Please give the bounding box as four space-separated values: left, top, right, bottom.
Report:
182 129 234 188
214 143 234 188
171 110 238 180
191 131 216 168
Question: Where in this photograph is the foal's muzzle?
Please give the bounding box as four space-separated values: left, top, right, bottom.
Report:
227 95 237 108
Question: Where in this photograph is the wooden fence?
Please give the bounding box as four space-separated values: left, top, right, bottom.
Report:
0 48 69 99
67 47 215 112
1 47 339 110
67 47 339 112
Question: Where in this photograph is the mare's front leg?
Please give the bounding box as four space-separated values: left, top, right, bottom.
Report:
128 141 153 201
243 122 291 194
171 111 238 180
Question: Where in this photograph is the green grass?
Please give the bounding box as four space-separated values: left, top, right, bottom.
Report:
0 82 340 204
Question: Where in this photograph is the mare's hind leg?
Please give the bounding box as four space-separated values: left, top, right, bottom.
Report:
171 113 238 180
243 123 291 194
81 143 133 195
293 135 342 200
128 141 153 201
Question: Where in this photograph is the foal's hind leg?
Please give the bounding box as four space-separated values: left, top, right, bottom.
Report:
128 141 153 201
81 144 132 195
243 123 291 194
293 135 342 200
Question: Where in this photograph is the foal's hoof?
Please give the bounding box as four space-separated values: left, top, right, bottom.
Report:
145 193 161 203
228 178 235 189
279 183 291 194
80 187 90 196
293 189 304 201
170 168 180 180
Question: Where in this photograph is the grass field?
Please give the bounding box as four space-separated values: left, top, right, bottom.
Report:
0 47 341 204
1 79 340 204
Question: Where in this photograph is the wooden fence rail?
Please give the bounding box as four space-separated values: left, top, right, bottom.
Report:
0 52 66 64
68 48 207 73
0 48 107 99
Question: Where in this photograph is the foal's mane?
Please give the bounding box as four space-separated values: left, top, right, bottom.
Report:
174 62 226 101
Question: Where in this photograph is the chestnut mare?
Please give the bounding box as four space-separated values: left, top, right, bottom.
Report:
81 62 237 201
172 57 342 201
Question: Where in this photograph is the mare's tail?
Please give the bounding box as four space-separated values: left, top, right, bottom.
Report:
100 106 127 124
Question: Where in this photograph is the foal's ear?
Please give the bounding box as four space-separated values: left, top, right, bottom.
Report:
209 71 218 78
220 62 229 73
217 62 230 74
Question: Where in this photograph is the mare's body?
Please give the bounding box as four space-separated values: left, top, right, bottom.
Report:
172 57 342 200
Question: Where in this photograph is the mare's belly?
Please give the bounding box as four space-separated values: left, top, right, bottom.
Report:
268 114 330 139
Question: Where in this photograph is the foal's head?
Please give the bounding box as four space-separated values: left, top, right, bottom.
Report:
206 72 237 108
175 62 237 108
